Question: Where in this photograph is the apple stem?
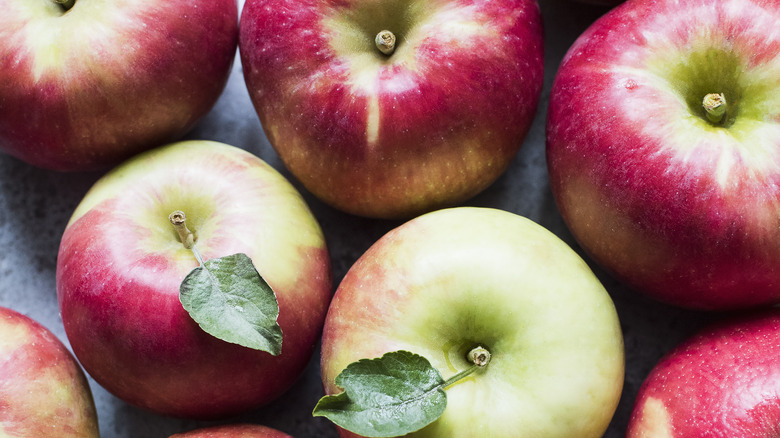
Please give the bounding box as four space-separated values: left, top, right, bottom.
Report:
702 93 727 124
169 211 205 266
442 346 491 389
52 0 75 11
375 30 397 56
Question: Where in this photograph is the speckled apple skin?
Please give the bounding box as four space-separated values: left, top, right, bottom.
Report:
0 306 98 437
170 423 294 438
546 0 780 310
239 0 544 219
627 309 780 437
56 141 333 419
0 0 238 171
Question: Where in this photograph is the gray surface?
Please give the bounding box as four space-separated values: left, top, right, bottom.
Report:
0 0 720 437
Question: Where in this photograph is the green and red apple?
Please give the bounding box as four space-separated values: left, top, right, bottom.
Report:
319 207 624 437
546 0 780 310
0 306 98 437
170 424 293 438
239 0 544 219
56 140 333 419
627 309 780 436
0 0 238 171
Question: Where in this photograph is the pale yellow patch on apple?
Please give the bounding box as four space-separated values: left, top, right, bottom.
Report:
366 94 381 145
0 323 31 352
631 397 674 438
7 0 183 84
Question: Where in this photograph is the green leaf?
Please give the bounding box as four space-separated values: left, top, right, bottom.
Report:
179 253 282 355
313 350 447 437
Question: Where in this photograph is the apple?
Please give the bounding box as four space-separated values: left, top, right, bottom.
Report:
0 306 98 437
319 207 624 437
0 0 238 171
56 140 333 419
546 0 780 310
627 308 780 436
238 0 544 219
170 424 293 437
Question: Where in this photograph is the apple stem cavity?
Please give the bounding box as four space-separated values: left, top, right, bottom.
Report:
52 0 76 11
169 211 205 266
442 346 491 389
375 30 397 56
702 93 727 124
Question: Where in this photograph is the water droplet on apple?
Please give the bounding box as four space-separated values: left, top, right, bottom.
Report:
624 79 638 90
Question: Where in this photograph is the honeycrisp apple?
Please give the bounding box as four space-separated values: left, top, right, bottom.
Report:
239 0 544 219
170 424 293 438
316 207 624 437
546 0 780 310
627 309 780 437
0 0 238 171
56 140 332 419
0 306 98 438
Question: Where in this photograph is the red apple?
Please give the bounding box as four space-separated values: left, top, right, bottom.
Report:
239 0 544 219
320 207 624 437
56 140 332 419
0 306 98 437
627 308 780 436
170 424 293 438
546 0 780 310
0 0 238 171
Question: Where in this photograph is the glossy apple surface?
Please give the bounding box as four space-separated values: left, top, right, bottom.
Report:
627 309 780 436
56 140 332 419
546 0 780 310
320 207 624 437
0 0 237 171
170 424 293 437
0 306 98 437
239 0 544 219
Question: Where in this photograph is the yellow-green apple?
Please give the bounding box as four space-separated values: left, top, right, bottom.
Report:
546 0 780 310
238 0 544 219
170 424 293 438
319 207 624 437
55 140 332 419
0 306 98 437
0 0 238 171
627 309 780 436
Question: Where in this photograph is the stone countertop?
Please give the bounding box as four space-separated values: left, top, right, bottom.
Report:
0 0 719 436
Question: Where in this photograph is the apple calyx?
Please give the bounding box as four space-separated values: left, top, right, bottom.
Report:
168 211 284 355
375 30 397 56
312 346 492 437
52 0 76 12
702 92 727 124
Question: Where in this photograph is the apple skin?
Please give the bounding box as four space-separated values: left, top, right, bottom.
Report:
170 424 293 438
627 308 780 437
546 0 780 310
56 140 333 419
0 0 238 171
0 306 99 437
320 207 624 437
239 0 544 219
